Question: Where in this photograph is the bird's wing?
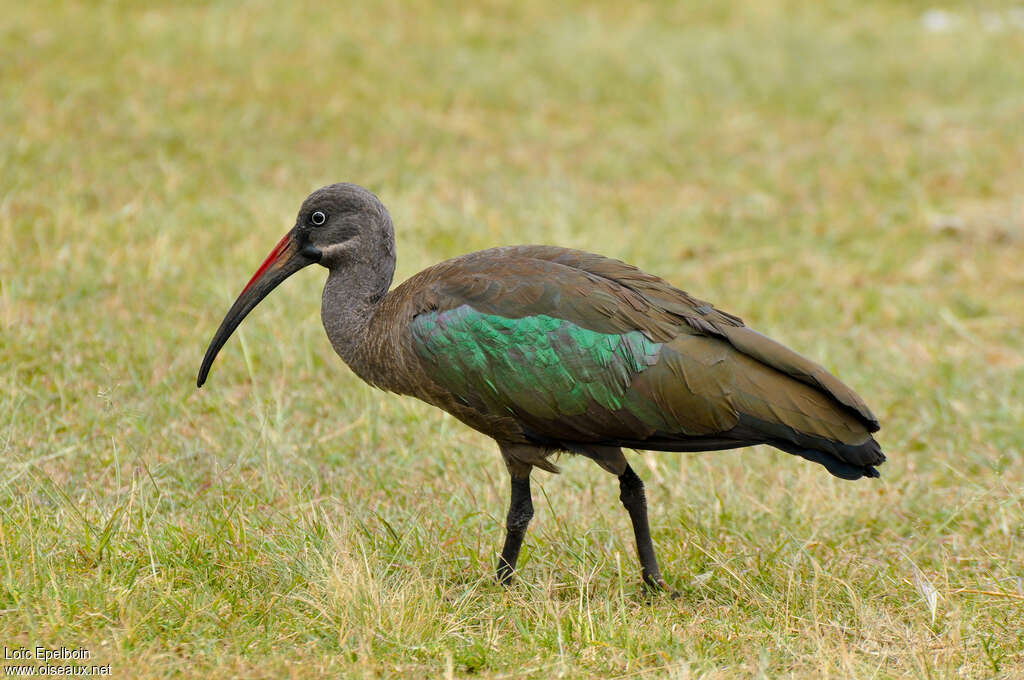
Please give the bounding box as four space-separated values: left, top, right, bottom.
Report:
501 246 879 431
406 247 881 469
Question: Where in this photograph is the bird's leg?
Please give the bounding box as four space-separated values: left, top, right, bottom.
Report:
618 463 669 591
496 466 534 585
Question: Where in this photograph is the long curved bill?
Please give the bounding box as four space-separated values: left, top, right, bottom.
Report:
197 228 320 387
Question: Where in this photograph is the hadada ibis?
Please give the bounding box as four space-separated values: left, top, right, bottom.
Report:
198 183 885 590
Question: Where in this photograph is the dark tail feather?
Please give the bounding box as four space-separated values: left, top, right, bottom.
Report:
732 414 886 479
772 441 882 480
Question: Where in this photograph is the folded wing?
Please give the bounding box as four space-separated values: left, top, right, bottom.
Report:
407 246 884 477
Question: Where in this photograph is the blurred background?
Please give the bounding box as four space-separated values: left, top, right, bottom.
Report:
2 1 1022 677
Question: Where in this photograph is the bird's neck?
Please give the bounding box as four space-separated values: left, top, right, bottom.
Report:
320 259 395 385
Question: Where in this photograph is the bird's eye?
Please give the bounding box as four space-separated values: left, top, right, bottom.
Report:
311 211 327 226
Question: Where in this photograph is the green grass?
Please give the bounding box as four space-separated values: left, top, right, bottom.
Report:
3 0 1023 677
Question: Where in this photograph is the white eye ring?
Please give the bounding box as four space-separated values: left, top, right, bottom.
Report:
311 211 327 226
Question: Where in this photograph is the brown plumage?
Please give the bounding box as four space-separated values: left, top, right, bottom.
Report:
198 183 885 590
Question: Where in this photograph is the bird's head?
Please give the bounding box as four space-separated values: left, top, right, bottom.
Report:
196 183 394 387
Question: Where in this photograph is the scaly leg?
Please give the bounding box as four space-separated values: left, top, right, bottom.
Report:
618 463 669 590
496 469 534 585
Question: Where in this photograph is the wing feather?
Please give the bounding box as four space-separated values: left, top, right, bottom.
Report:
403 246 881 466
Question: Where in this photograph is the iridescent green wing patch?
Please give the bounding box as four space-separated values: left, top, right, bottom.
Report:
410 305 662 420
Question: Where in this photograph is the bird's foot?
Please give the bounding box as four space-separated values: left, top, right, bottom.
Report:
495 563 516 587
642 574 679 598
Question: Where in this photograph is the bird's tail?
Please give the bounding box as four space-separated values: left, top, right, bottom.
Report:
733 414 886 480
773 440 883 480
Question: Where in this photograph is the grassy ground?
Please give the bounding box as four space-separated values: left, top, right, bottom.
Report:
3 1 1023 677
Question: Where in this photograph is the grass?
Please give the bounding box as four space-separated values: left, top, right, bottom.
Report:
2 0 1023 676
